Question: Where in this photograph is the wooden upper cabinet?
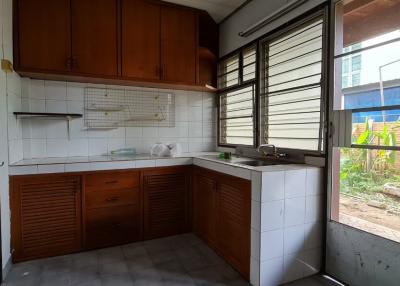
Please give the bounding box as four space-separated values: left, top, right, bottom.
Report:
122 0 161 80
161 6 197 84
10 175 82 262
71 0 118 76
17 0 71 72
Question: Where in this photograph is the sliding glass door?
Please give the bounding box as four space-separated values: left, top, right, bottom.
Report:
326 1 400 285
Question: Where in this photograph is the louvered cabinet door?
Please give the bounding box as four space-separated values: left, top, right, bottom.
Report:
216 176 251 279
193 169 217 248
143 167 190 240
11 175 82 262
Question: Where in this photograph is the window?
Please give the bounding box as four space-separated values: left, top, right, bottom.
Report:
260 16 325 152
331 0 400 242
218 46 257 146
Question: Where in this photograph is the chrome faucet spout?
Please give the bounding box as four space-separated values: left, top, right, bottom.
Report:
257 144 287 159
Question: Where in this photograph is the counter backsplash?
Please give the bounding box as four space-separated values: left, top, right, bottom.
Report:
16 79 217 161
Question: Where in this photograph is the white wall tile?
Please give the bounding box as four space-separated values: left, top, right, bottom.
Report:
126 127 142 138
47 139 69 157
251 229 261 260
88 138 108 156
305 195 323 223
284 225 305 255
261 229 283 261
260 257 284 286
45 100 67 113
17 80 217 159
68 139 89 157
261 200 284 232
189 106 202 122
29 99 46 112
251 201 261 231
30 139 47 158
262 171 285 202
284 169 306 198
45 81 67 100
284 197 306 227
306 167 323 196
30 80 45 99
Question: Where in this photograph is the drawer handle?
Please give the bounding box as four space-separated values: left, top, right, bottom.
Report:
106 196 119 202
105 180 118 184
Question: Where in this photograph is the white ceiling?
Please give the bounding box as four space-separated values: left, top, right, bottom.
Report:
162 0 248 22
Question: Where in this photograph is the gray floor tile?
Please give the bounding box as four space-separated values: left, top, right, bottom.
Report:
100 274 134 286
6 233 333 286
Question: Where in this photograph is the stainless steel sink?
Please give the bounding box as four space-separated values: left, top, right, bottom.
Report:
236 160 291 167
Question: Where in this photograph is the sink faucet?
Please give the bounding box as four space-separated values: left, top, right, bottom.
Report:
257 144 287 159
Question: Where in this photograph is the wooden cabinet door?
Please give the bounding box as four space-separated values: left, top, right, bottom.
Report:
122 0 160 80
143 167 190 240
17 0 71 72
71 0 118 76
193 168 217 247
161 6 197 84
216 176 251 279
10 175 82 262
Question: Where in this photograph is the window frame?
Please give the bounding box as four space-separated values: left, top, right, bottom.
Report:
258 9 329 155
216 6 329 155
217 43 259 148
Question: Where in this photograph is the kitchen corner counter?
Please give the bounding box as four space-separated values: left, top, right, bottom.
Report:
9 153 320 177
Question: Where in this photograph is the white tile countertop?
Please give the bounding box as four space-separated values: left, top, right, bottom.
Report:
9 152 315 176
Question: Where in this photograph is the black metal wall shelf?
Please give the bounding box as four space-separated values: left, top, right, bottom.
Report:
13 112 82 119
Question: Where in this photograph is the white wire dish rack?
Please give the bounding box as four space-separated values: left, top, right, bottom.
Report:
84 87 175 128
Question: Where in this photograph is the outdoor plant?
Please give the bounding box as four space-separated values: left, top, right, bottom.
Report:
340 118 399 197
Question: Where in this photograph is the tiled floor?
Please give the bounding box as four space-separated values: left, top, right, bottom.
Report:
4 233 339 286
4 233 250 286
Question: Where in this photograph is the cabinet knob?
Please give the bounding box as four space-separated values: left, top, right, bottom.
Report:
0 162 4 167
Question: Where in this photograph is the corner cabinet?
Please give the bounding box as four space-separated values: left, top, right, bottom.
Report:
14 0 218 90
193 167 251 279
10 174 82 262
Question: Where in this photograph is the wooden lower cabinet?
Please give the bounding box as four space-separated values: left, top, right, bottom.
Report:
143 166 191 240
193 167 251 280
10 174 82 262
83 170 141 249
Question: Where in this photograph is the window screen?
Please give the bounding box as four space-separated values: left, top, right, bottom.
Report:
218 46 257 146
219 85 255 146
261 17 325 151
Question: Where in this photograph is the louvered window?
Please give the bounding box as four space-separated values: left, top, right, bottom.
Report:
218 46 257 146
260 17 325 152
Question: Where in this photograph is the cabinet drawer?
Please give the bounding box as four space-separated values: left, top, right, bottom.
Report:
85 205 141 248
85 187 139 209
85 171 139 192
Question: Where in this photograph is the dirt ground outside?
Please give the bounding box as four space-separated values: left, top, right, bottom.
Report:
339 195 400 243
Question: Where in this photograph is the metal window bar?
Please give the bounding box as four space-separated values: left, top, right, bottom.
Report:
269 35 322 58
269 21 323 48
267 60 322 78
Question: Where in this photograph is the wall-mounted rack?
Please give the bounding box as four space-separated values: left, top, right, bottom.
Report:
84 87 175 129
14 112 83 139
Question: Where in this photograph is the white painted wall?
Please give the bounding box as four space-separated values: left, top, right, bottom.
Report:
219 0 327 56
19 79 217 159
0 0 22 275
